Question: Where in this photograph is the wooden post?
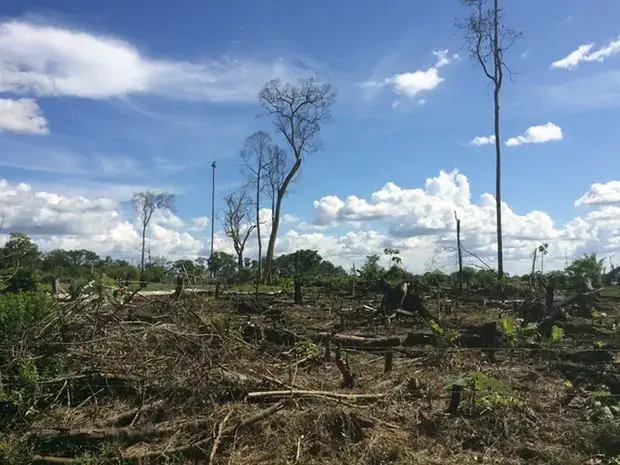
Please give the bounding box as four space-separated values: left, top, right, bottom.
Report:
384 350 394 373
215 282 221 299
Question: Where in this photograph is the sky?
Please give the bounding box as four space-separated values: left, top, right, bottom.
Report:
1 0 620 274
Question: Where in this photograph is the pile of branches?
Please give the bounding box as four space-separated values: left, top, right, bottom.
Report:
1 295 408 464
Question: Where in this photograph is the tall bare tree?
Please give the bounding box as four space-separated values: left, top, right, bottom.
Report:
241 131 271 282
259 77 336 283
457 0 520 280
132 191 175 279
223 188 256 269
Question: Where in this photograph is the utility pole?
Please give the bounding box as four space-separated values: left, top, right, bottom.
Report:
209 161 216 278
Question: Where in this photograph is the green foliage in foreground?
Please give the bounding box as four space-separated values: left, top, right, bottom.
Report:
0 291 56 350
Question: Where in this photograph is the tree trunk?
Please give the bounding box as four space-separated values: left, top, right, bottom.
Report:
455 213 463 296
264 158 301 284
256 175 262 284
140 224 147 279
264 197 283 284
493 0 504 280
237 252 244 270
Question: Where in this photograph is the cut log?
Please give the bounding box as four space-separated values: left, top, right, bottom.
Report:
310 332 402 348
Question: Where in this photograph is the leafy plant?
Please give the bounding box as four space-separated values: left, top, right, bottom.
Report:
428 320 460 347
585 391 620 422
0 291 56 351
447 372 521 415
294 339 320 359
550 325 565 343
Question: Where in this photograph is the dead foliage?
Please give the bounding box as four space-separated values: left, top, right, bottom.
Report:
1 287 619 465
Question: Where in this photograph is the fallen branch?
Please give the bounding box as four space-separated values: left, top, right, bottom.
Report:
122 400 287 463
101 399 167 427
311 332 402 348
31 456 79 465
246 389 386 401
25 413 214 444
209 409 234 465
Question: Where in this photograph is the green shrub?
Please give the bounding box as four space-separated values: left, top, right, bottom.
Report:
1 268 41 293
0 291 56 349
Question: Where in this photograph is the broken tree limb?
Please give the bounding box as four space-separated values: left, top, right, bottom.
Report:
122 400 287 463
24 413 216 445
101 399 166 427
246 390 387 401
334 346 356 387
31 457 79 465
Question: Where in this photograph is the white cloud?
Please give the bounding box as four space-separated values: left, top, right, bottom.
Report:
310 170 620 273
552 36 620 70
0 179 205 260
0 98 48 134
432 49 459 68
505 122 563 147
1 173 620 276
575 180 620 207
0 20 308 102
468 135 495 146
361 49 457 100
189 216 210 232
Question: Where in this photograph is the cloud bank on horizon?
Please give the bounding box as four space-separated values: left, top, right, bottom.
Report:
0 169 617 275
1 8 620 276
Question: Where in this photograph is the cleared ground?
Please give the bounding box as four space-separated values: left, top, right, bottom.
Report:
1 287 619 464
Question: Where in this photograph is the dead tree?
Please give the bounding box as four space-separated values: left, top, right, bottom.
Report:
259 78 336 284
223 188 256 269
241 131 271 283
454 211 464 297
457 0 521 280
132 191 175 281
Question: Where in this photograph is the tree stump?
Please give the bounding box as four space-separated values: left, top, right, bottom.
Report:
173 274 185 298
294 279 303 305
384 350 394 373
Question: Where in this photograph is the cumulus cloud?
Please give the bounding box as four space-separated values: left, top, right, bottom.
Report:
552 36 620 70
575 180 620 207
361 49 457 100
468 135 495 146
0 20 308 103
0 98 48 134
189 216 210 232
311 170 620 273
1 172 619 275
0 179 205 260
505 122 563 147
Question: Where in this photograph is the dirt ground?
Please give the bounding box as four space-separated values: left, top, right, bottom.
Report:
2 288 619 465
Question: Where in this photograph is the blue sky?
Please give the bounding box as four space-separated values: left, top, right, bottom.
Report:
1 0 620 272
